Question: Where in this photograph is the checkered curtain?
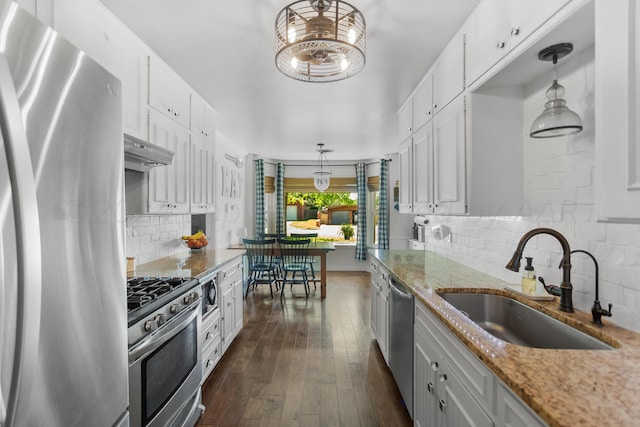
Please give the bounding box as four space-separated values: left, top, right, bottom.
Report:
276 162 285 235
355 162 367 261
255 159 265 236
378 159 389 249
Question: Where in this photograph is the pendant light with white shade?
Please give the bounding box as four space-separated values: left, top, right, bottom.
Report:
529 43 583 138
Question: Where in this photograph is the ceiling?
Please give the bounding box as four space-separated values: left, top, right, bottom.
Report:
98 0 481 161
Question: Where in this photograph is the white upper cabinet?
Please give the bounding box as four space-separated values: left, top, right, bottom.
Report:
398 102 413 143
149 55 191 129
17 0 53 25
190 134 216 214
595 0 640 222
433 96 466 215
412 124 434 214
465 0 574 87
433 32 465 114
412 72 434 132
464 0 510 87
148 109 190 214
191 93 217 144
53 0 149 140
398 137 413 213
509 0 572 49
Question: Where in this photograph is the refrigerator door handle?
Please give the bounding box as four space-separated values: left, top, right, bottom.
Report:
0 53 43 427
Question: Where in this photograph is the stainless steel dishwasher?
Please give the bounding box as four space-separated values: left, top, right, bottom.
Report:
389 276 414 418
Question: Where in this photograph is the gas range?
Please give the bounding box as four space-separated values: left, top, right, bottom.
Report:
127 276 201 346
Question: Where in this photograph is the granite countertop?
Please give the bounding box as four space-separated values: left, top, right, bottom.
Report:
370 249 640 427
134 247 245 280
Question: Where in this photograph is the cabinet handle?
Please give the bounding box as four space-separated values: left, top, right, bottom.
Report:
439 373 447 382
430 361 438 371
214 324 218 330
206 359 213 368
497 41 506 49
175 111 180 117
206 332 212 340
433 104 437 110
167 107 173 113
427 381 434 393
511 27 520 36
439 399 446 413
214 348 218 355
427 110 431 116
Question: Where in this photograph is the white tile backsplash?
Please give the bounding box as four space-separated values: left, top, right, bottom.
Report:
125 214 191 265
423 51 640 333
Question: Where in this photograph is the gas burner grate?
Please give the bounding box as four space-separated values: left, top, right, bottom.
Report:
126 277 192 314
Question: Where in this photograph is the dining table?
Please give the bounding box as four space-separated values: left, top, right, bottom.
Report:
231 240 336 298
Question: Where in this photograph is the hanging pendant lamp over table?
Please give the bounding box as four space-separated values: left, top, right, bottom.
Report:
314 143 333 191
275 0 366 82
529 43 583 138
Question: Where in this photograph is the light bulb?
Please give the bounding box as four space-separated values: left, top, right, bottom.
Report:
348 27 357 44
287 26 296 43
290 57 298 69
341 58 349 71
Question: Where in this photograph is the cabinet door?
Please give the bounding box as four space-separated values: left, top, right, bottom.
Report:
221 285 235 352
17 0 52 25
233 279 244 334
148 109 191 214
398 102 413 143
370 280 378 336
414 328 439 427
464 0 510 86
509 0 571 49
191 93 216 144
434 96 466 215
53 0 149 140
190 134 215 213
412 123 434 214
433 33 465 114
149 55 191 129
595 0 640 222
377 291 390 365
440 360 494 427
398 137 413 213
496 382 546 427
413 73 434 132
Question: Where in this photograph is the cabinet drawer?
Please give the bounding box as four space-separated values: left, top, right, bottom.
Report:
202 309 221 349
220 258 243 282
202 336 222 382
416 301 495 412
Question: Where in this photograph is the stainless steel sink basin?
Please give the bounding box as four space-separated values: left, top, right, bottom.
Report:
439 293 613 350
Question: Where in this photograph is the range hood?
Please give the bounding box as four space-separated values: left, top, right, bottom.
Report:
124 133 174 172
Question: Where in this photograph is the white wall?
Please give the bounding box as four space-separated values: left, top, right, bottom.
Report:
423 46 640 333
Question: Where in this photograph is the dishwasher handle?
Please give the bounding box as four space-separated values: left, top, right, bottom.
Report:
389 278 413 300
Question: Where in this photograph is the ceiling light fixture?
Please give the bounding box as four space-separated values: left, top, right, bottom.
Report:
275 0 366 82
313 143 333 191
529 43 583 138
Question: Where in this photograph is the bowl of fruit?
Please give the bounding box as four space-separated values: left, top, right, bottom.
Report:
181 230 208 251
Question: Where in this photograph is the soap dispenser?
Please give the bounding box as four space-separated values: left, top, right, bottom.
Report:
522 257 537 294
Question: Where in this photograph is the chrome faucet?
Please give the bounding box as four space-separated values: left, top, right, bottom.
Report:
565 250 612 327
505 228 574 313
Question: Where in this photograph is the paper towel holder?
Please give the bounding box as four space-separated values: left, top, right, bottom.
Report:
432 224 452 242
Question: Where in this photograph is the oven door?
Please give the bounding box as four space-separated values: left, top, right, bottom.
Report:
129 300 202 427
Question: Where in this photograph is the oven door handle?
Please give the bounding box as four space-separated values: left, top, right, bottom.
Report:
129 301 199 363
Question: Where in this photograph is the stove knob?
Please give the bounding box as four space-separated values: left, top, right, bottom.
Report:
170 304 179 314
144 320 155 332
155 314 166 326
191 292 200 301
183 294 192 304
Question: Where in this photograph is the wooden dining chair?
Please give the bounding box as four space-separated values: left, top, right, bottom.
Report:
277 237 311 298
243 238 279 298
290 232 319 290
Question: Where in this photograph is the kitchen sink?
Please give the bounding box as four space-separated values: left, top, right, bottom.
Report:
438 293 613 350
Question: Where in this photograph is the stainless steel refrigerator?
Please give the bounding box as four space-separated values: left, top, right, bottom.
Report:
0 2 129 426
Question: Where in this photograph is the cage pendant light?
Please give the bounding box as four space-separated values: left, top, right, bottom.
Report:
313 143 333 191
275 0 366 82
530 43 583 138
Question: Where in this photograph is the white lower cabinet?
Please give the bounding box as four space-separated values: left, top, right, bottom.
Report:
201 308 221 383
220 257 243 354
370 260 390 364
414 300 546 427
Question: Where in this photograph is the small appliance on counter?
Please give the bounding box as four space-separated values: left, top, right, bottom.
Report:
414 216 429 243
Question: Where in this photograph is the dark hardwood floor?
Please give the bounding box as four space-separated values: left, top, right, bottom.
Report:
197 271 412 427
